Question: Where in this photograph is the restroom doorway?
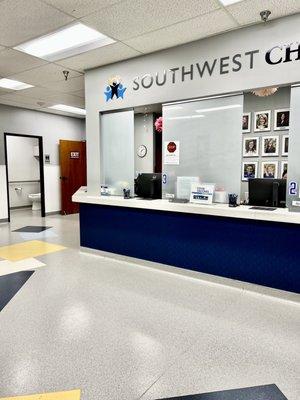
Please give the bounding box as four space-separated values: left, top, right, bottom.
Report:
4 133 45 222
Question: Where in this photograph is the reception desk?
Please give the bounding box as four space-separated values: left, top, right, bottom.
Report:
73 187 300 293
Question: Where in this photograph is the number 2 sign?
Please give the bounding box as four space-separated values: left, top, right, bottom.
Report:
289 181 298 196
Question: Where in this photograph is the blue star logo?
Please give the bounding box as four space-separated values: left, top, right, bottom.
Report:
104 86 112 102
104 76 127 102
117 84 126 99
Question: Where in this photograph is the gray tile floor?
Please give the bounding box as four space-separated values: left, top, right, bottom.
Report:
0 209 299 400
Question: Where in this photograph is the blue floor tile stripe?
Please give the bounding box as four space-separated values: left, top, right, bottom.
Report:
156 384 288 400
0 271 34 311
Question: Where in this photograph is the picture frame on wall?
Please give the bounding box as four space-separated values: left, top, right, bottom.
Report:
262 161 278 179
274 109 290 130
242 113 251 133
242 161 258 181
262 136 279 157
254 110 271 132
243 136 259 157
281 161 288 179
282 135 289 156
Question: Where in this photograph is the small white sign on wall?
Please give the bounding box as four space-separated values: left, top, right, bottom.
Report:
164 141 180 165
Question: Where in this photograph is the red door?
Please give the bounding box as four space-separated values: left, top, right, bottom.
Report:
59 140 86 214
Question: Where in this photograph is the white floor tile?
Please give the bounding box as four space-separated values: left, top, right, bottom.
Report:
0 258 45 276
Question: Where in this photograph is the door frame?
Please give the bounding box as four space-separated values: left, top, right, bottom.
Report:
4 132 46 222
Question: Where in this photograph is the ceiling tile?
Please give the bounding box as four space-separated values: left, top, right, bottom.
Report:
0 97 42 110
0 0 75 47
81 0 220 40
226 0 300 25
41 75 84 92
8 63 82 86
125 9 238 53
0 87 13 95
70 89 85 98
0 92 46 106
39 107 85 118
0 96 85 117
57 42 140 71
0 48 47 77
43 0 121 18
17 86 64 99
42 92 85 108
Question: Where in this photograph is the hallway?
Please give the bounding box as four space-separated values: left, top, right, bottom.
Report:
0 211 299 400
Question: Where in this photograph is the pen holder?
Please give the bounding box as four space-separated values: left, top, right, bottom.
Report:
123 188 131 199
228 193 238 207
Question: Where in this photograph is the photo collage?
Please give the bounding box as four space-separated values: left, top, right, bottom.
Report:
241 109 289 181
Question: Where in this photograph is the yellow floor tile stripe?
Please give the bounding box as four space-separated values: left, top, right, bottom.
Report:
0 389 80 400
0 240 66 262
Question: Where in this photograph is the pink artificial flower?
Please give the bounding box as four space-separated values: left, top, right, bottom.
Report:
155 116 163 133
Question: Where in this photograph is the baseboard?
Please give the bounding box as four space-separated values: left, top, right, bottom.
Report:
45 210 61 216
0 218 8 223
80 246 300 304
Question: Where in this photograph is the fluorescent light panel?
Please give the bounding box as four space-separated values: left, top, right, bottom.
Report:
49 104 86 116
219 0 242 5
15 23 115 61
0 78 33 90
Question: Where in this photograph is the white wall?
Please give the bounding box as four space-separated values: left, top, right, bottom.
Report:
0 166 8 221
134 113 154 174
0 104 85 219
6 136 39 181
9 182 40 208
0 106 85 165
44 165 61 213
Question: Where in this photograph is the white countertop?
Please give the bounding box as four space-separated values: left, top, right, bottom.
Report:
73 187 300 225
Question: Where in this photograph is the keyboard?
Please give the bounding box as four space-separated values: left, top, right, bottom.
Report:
169 198 189 204
249 206 277 211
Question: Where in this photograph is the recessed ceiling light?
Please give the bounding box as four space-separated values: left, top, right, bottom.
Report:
219 0 242 5
14 23 115 61
48 104 86 116
0 78 34 90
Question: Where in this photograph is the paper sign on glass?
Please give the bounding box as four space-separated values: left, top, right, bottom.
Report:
164 141 180 165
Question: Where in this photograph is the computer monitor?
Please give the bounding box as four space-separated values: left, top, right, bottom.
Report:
248 178 287 208
135 173 162 199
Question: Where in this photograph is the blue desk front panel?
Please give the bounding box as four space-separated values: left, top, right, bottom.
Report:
79 203 300 293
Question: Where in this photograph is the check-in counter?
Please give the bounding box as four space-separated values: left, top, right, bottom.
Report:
73 187 300 294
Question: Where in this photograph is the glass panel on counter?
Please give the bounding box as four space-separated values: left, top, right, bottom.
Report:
100 109 135 196
162 94 243 200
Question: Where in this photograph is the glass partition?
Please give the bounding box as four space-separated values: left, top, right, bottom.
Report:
162 94 243 199
287 84 300 211
100 109 134 196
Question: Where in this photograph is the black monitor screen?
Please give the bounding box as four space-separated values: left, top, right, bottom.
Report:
135 173 162 199
248 178 286 208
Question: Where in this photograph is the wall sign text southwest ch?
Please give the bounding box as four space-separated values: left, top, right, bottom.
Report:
132 42 300 91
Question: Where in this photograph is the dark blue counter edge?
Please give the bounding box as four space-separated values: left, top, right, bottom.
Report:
79 203 300 294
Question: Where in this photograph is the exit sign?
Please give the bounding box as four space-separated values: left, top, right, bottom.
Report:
70 151 80 159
